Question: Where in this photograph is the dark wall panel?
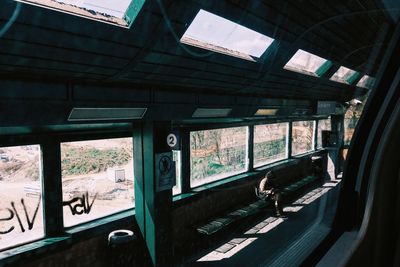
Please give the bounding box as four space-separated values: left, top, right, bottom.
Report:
0 80 67 100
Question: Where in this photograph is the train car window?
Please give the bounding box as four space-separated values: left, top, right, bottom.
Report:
190 127 248 188
14 0 145 28
253 122 288 168
0 145 44 251
292 120 316 155
172 150 182 195
344 95 369 146
317 118 331 148
180 9 274 61
283 49 332 77
61 137 134 227
357 75 376 89
330 66 360 85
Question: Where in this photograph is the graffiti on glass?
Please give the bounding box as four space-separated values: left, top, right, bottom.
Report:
63 192 97 216
0 197 41 235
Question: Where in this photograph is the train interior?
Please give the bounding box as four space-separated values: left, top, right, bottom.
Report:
0 0 400 266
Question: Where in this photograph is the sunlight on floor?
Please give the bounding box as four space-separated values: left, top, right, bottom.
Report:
196 180 341 262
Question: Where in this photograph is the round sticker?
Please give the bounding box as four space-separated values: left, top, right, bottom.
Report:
159 156 172 176
166 133 177 148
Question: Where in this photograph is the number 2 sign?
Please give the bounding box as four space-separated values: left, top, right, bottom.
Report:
166 132 180 150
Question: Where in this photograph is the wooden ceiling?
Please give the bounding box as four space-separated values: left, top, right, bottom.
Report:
0 0 396 102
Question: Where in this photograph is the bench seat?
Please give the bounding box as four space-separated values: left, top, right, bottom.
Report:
196 199 270 235
194 156 323 236
196 174 320 235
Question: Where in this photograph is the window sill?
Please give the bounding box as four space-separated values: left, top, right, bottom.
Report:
191 171 257 193
254 158 294 171
66 209 136 238
292 150 319 158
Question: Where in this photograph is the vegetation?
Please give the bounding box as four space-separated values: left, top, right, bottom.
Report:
190 127 248 181
61 147 132 176
191 145 247 180
292 121 314 154
254 138 286 165
190 126 288 182
344 93 369 145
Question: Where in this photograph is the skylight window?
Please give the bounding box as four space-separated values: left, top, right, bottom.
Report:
284 49 332 77
357 75 375 89
330 66 360 84
180 9 275 62
15 0 145 28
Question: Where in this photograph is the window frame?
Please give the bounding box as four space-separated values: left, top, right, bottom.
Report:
316 117 332 149
0 116 324 253
290 119 317 156
0 143 45 252
14 0 146 28
0 127 135 252
283 49 332 77
60 135 135 228
180 9 275 61
253 122 290 168
178 117 319 193
188 125 250 189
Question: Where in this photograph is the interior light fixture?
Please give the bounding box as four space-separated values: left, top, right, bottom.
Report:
192 108 232 118
68 107 147 121
15 0 145 28
181 9 274 61
254 109 278 116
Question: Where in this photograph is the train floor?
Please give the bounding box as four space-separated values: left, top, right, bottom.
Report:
179 179 341 267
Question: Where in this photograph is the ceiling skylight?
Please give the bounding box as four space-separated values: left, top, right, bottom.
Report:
357 75 375 89
330 66 360 84
284 49 332 77
180 9 275 62
15 0 145 28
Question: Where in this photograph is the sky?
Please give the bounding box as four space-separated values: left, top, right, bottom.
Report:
285 49 328 73
182 9 274 58
331 66 357 82
55 0 132 18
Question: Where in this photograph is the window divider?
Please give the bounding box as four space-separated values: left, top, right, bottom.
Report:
314 120 319 150
41 141 64 237
248 125 254 171
288 121 293 157
181 130 191 193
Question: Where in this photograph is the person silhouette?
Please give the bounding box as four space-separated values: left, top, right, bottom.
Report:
256 170 286 218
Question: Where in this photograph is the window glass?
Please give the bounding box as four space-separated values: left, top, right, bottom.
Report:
357 75 375 89
254 123 288 167
292 121 315 155
0 145 44 250
330 66 360 84
172 150 181 195
61 138 134 227
181 9 274 61
317 118 331 148
344 95 368 146
284 49 332 77
190 127 248 188
16 0 144 28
